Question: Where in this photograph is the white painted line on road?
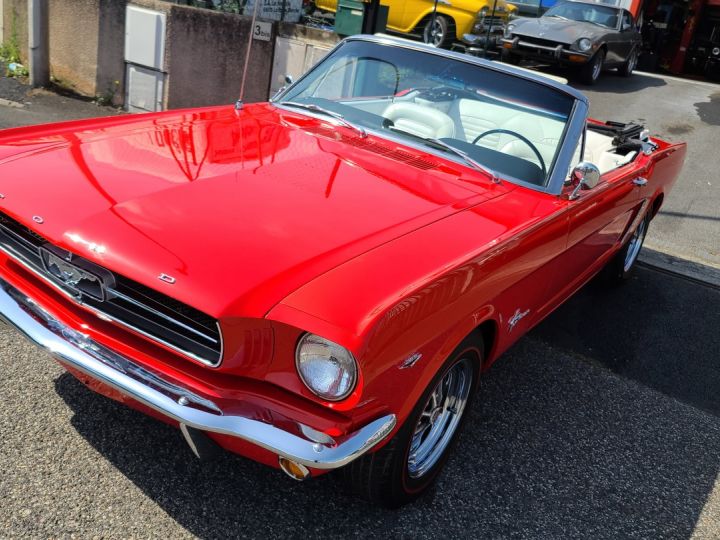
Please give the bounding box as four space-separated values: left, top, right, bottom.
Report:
635 71 720 90
0 98 24 109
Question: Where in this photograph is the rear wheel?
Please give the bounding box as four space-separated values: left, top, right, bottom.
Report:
342 335 482 508
603 211 650 284
579 48 605 85
423 15 453 48
618 48 638 77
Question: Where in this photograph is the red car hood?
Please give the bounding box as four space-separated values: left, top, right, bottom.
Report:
0 104 510 318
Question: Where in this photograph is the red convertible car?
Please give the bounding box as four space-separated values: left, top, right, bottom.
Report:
0 36 685 507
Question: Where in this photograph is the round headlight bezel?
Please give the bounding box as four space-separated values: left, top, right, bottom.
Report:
295 333 358 402
505 23 515 37
713 47 720 56
577 38 593 52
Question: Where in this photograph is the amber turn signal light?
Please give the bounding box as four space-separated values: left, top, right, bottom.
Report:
278 457 311 481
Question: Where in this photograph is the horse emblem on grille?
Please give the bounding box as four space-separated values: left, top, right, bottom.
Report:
39 248 107 301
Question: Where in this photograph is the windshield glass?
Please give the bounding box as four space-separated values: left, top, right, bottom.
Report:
276 41 576 187
544 2 620 28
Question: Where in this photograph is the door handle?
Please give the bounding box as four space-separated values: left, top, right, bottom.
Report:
632 177 648 186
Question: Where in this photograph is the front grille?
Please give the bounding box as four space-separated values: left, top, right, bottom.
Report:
518 36 568 49
0 212 222 366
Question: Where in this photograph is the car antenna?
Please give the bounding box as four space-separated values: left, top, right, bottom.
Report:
236 0 262 112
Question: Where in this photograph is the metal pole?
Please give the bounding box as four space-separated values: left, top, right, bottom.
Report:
28 0 49 87
238 0 262 106
483 0 499 58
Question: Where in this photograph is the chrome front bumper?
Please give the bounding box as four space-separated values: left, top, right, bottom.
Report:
0 277 396 469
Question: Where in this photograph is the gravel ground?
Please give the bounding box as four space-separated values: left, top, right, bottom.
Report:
2 266 720 539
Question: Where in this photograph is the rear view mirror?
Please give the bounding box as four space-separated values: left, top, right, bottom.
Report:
568 161 600 199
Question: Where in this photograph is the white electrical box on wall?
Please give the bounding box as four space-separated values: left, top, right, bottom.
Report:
125 6 166 71
125 64 165 113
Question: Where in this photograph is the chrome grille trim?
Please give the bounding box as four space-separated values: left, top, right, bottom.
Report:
0 213 223 367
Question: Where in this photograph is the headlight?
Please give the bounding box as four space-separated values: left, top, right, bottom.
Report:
577 38 592 52
296 333 357 401
713 47 720 56
504 23 515 37
479 6 489 17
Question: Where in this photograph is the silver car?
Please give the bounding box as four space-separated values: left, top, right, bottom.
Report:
500 0 642 84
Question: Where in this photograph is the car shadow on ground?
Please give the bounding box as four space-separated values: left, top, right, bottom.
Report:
54 266 720 538
511 60 668 94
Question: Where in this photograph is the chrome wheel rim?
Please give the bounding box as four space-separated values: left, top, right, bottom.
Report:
425 19 444 47
628 51 637 72
624 218 647 272
407 357 473 479
592 56 603 80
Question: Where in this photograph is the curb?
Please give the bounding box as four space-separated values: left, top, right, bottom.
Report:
0 98 24 109
638 248 720 290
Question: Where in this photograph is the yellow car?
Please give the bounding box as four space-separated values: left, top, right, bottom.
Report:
315 0 519 48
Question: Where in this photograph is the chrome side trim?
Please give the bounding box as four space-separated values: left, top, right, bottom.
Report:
0 243 222 367
0 277 396 469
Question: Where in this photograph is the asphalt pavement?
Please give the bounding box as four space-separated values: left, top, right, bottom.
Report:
2 266 719 538
571 71 720 270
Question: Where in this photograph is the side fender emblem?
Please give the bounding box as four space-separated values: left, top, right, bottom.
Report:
399 353 423 369
508 308 530 331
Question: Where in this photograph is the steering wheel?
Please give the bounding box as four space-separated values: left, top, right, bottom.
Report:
472 129 547 179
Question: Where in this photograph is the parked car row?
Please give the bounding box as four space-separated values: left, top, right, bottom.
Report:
313 0 641 84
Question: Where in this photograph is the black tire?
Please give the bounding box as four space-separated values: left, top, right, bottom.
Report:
618 47 638 77
579 48 605 85
603 211 650 284
501 48 521 65
342 334 483 508
423 15 453 48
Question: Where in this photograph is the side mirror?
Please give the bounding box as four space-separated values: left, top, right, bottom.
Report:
284 74 294 85
568 161 600 199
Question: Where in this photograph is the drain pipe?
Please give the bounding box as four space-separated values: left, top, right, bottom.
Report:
28 0 49 87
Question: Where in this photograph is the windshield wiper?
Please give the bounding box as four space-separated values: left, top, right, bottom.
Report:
547 14 569 20
279 101 367 138
386 125 498 182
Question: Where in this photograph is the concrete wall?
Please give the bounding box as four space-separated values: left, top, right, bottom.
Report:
48 0 127 101
1 0 338 108
164 4 275 108
2 0 28 61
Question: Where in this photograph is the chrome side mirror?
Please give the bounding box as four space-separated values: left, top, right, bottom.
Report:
568 161 600 200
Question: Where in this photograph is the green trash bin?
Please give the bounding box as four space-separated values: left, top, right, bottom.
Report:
335 0 365 37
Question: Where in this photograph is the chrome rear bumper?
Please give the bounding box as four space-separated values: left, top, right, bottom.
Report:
0 277 396 469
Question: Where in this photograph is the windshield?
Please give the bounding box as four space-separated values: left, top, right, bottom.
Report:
275 41 576 187
543 2 620 28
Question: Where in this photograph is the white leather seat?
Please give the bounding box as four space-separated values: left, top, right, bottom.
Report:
448 98 564 169
583 130 637 174
382 102 455 139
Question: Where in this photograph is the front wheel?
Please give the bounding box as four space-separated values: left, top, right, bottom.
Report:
501 48 521 65
579 49 605 85
342 335 482 508
423 15 453 48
